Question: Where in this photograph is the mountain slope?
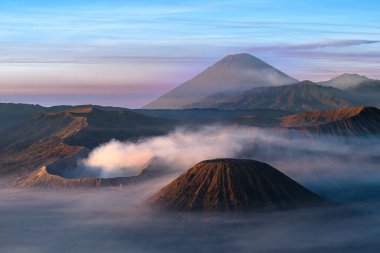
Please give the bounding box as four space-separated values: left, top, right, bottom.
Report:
0 103 130 129
149 159 324 212
188 81 353 112
319 74 380 107
346 80 380 106
281 106 380 136
65 107 173 149
144 53 298 109
0 107 173 178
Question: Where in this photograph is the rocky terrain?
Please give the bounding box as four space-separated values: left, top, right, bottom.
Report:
189 80 354 111
281 106 380 136
149 159 324 211
0 107 173 181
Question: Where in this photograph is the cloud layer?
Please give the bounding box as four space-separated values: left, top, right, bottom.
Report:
81 125 380 201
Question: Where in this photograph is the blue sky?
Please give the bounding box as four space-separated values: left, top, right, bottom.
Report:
0 0 379 107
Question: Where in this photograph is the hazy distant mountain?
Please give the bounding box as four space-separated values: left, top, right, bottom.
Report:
319 74 380 107
319 73 371 89
149 159 324 211
346 80 380 107
188 81 354 112
143 53 298 109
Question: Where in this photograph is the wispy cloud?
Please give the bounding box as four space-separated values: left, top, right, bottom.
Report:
1 1 380 106
287 40 380 50
248 40 380 52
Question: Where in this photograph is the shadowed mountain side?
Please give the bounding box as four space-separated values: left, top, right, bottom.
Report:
136 108 292 121
0 107 173 179
187 81 354 111
136 108 290 127
144 53 297 109
281 106 380 136
346 80 380 107
149 159 325 212
0 110 88 177
65 107 173 149
0 103 128 129
0 103 48 129
319 74 380 107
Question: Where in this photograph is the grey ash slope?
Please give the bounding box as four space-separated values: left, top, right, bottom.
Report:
143 53 298 109
149 159 324 212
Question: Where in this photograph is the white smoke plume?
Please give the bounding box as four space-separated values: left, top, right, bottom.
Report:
81 125 380 179
82 126 255 177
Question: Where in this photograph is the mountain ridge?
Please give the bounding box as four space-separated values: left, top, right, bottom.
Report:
187 80 354 111
144 53 298 109
281 106 380 136
0 106 173 178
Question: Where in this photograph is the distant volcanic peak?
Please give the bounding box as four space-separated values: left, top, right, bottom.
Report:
335 73 369 80
143 53 297 109
320 73 373 89
218 53 273 69
149 159 324 212
281 106 379 127
188 53 297 88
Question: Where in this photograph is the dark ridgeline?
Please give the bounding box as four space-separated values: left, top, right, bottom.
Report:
0 106 173 178
149 159 325 212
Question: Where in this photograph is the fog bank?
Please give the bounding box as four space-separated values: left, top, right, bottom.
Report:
1 186 380 253
78 126 380 202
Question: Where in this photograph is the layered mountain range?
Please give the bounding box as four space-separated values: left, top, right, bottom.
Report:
1 104 379 188
144 54 379 111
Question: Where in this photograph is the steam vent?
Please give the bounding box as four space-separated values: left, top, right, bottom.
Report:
149 159 325 212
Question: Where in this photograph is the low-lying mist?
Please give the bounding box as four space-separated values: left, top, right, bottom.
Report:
1 126 380 252
80 125 380 202
1 185 380 253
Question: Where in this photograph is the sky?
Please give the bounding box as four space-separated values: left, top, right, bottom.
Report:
0 0 379 107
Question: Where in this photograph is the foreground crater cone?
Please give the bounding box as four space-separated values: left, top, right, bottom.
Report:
149 159 324 212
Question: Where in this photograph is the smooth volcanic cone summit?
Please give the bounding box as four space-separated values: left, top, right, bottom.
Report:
143 53 298 109
149 159 324 212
